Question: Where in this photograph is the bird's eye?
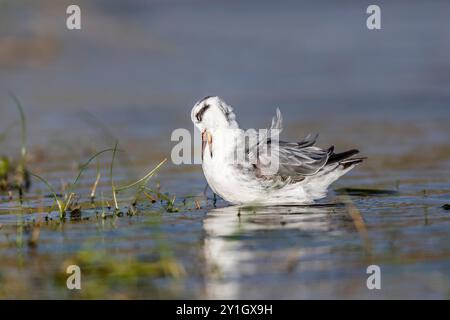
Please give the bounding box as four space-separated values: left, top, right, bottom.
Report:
195 104 210 122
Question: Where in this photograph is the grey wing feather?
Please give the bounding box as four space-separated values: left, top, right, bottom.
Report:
248 108 331 177
248 109 351 178
268 136 333 177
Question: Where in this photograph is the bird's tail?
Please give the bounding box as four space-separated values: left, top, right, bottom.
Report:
305 151 366 201
326 149 359 164
339 157 366 169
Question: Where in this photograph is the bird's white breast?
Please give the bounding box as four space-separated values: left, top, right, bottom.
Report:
201 129 262 204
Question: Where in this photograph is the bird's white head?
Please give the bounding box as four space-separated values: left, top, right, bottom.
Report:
191 96 239 160
191 96 239 132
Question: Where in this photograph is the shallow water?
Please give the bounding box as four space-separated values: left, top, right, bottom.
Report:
1 0 450 299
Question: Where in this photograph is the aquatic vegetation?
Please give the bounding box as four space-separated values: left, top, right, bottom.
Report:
29 157 170 219
28 148 118 218
90 160 101 202
151 189 178 213
70 247 185 280
115 158 169 211
110 142 120 212
116 159 167 192
0 93 31 194
0 156 9 190
0 96 171 219
0 94 201 217
29 172 65 217
67 148 116 197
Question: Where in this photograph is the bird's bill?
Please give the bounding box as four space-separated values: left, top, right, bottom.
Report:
201 129 213 160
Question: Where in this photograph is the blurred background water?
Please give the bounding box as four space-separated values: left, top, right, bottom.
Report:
0 0 450 299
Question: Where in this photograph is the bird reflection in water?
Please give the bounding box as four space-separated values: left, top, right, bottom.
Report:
202 203 360 299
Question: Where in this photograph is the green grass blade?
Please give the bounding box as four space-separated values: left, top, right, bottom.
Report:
29 172 64 217
116 158 167 192
8 92 27 164
65 148 117 198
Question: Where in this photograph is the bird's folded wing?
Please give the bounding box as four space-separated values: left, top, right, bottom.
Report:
257 136 332 177
247 108 331 178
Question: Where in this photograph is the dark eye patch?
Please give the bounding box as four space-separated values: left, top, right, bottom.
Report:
195 104 210 122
